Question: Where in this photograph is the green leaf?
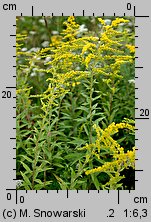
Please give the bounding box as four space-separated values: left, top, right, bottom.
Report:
19 155 33 163
84 124 89 136
76 106 89 113
34 184 44 190
65 152 84 164
92 95 101 101
53 163 64 168
70 167 76 184
20 161 32 174
20 171 32 189
109 109 119 123
91 174 100 190
92 103 98 109
93 117 105 125
69 137 86 146
53 174 68 189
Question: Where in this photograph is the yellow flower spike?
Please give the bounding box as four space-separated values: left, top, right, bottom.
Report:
101 33 121 46
80 121 135 177
16 87 33 95
67 16 75 23
126 44 135 53
98 18 106 26
51 35 62 47
86 153 91 163
93 124 102 137
111 18 129 27
62 16 80 40
81 43 96 55
95 139 101 153
85 53 95 68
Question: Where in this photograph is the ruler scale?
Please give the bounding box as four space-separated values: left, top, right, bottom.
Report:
0 0 151 221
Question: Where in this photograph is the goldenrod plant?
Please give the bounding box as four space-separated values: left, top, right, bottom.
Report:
16 16 135 190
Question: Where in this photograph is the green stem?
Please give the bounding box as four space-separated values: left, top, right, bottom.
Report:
32 117 46 189
44 16 51 41
89 72 94 144
108 81 115 124
55 97 63 140
32 104 52 189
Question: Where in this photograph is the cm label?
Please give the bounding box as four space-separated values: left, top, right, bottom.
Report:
3 3 16 10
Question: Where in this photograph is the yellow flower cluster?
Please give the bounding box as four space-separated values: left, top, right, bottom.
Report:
31 16 134 120
96 17 134 91
79 122 135 178
50 35 62 47
62 16 80 40
101 33 121 46
98 18 106 25
85 147 135 175
111 18 129 27
82 43 96 55
85 53 95 68
126 44 135 53
50 70 88 84
93 122 134 154
16 87 33 95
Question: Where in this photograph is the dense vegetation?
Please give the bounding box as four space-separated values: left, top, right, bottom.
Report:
16 16 135 190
